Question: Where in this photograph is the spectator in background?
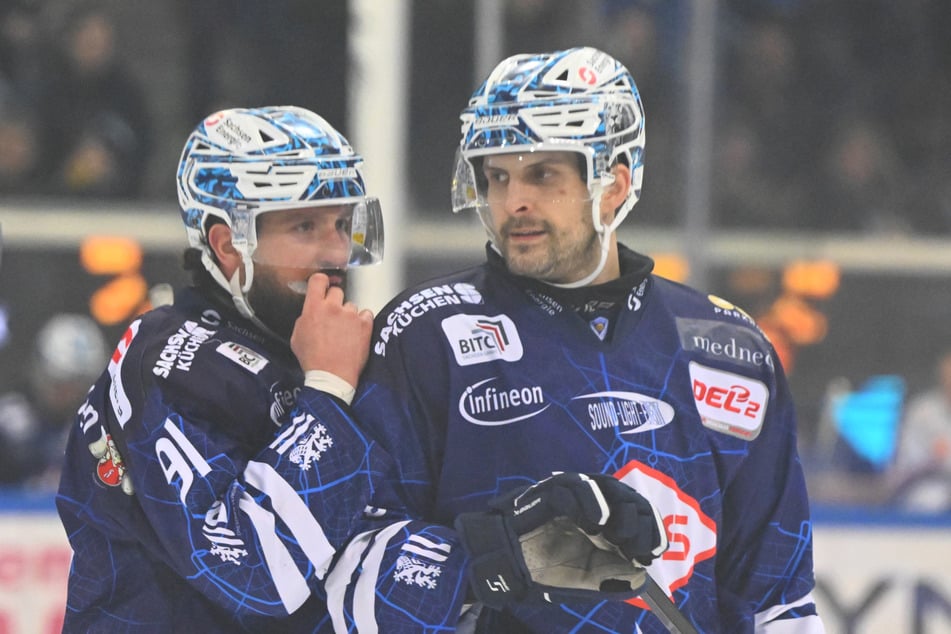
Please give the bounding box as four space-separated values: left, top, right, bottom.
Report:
172 0 348 131
716 10 820 230
0 1 54 195
0 92 44 194
807 115 911 234
40 1 152 198
0 313 108 490
712 112 802 229
0 0 51 105
889 347 951 512
601 0 685 226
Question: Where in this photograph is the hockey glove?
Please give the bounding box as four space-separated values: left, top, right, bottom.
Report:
454 472 667 608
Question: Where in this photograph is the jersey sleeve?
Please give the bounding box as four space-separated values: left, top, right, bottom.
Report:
57 317 469 631
355 308 455 522
715 341 824 633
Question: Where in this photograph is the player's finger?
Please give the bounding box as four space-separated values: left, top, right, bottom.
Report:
300 273 331 315
304 272 330 301
325 284 346 305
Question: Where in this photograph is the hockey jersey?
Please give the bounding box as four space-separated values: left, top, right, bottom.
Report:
354 245 824 633
56 287 469 632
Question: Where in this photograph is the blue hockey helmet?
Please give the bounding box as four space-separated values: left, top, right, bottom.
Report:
452 47 644 287
177 106 383 318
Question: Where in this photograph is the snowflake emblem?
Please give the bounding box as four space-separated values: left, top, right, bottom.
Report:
393 555 442 589
210 543 249 565
289 423 333 470
203 501 249 565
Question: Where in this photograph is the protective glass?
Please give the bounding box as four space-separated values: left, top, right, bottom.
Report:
247 198 384 270
451 146 596 215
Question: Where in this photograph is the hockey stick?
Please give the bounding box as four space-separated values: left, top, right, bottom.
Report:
639 573 698 634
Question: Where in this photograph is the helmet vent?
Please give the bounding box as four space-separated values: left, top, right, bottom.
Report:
258 130 274 143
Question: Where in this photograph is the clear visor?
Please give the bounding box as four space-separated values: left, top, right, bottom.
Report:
249 198 384 271
451 146 597 215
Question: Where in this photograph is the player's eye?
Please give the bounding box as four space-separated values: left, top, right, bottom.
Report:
526 164 558 184
335 216 351 233
291 220 316 233
483 169 508 185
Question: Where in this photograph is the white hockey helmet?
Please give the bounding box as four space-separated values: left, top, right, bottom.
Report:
452 47 645 287
177 106 383 320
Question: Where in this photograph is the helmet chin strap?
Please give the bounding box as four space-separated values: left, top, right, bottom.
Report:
228 265 255 322
549 181 618 289
204 249 285 341
549 231 612 289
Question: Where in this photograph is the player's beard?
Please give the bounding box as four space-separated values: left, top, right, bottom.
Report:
499 217 601 284
247 265 349 341
247 267 305 341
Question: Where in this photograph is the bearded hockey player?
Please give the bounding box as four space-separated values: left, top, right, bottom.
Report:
354 48 826 632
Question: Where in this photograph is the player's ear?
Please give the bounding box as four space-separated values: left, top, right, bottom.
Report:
600 163 631 223
207 223 241 278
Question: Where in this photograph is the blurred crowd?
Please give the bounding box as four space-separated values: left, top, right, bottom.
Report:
0 0 152 198
0 0 949 233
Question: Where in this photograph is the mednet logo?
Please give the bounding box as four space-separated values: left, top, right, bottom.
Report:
459 377 549 426
441 313 523 366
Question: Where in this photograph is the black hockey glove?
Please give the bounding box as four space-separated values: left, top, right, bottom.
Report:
454 472 668 608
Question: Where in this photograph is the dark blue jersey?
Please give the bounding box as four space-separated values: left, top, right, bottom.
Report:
56 287 469 632
354 246 823 633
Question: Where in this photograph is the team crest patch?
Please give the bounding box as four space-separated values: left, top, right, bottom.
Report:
216 341 269 374
289 423 333 471
589 317 609 340
393 533 451 589
204 501 249 565
91 433 134 495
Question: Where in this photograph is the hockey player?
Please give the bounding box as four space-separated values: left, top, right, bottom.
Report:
55 105 667 632
353 48 826 632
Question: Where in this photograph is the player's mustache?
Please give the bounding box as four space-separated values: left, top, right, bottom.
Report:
501 218 550 236
286 269 349 294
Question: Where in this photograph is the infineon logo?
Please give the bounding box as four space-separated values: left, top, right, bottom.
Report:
441 314 523 366
458 377 549 426
688 361 768 440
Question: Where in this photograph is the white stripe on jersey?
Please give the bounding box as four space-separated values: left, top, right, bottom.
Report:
757 614 825 634
237 491 310 613
244 460 336 577
354 521 412 634
271 411 314 454
164 418 212 475
325 529 378 634
406 535 452 559
401 543 449 562
324 521 413 633
754 591 825 633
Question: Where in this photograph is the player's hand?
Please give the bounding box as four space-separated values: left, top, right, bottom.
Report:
454 472 667 608
290 273 374 387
